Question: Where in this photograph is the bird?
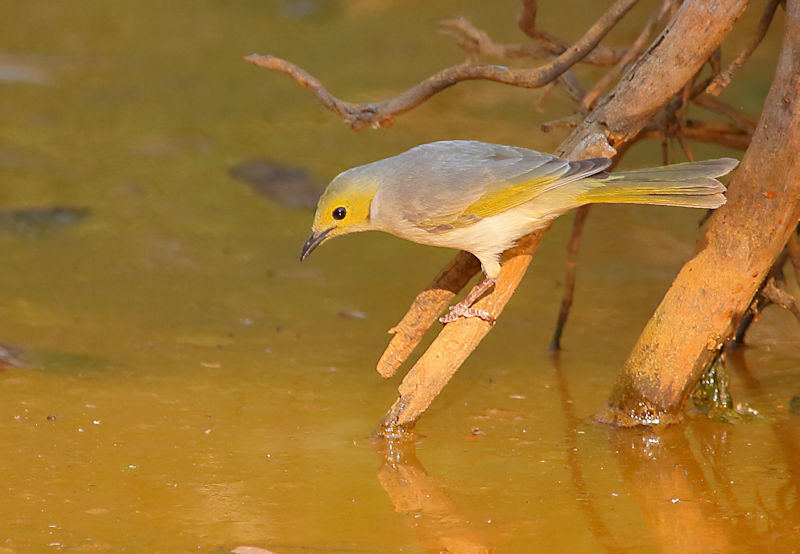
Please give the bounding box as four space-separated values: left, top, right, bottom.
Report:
300 140 738 323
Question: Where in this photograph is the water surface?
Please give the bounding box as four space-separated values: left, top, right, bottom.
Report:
1 1 798 551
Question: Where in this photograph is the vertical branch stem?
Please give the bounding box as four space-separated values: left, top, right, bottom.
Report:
602 0 800 425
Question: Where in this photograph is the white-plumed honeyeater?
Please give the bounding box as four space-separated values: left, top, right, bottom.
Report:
301 140 738 322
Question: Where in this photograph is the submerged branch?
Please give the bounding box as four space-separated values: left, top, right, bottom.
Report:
602 0 800 426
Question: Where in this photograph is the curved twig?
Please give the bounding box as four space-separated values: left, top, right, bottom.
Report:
692 94 758 133
706 0 782 96
439 16 627 66
581 0 673 110
245 0 638 130
549 205 591 352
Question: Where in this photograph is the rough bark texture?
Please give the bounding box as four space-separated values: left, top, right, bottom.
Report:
559 0 748 153
377 251 480 378
375 0 749 434
601 0 800 426
379 233 546 428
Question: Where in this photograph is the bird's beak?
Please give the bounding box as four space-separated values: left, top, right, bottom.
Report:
300 228 333 261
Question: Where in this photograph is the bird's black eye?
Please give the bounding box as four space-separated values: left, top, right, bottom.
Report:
332 206 347 220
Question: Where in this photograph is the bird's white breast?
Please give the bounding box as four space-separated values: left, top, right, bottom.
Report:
371 189 557 277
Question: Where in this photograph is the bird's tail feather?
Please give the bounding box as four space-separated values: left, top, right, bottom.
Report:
576 158 739 209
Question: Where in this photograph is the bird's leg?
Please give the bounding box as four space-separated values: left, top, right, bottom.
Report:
439 277 498 324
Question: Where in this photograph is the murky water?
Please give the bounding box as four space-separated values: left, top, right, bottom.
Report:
1 1 798 551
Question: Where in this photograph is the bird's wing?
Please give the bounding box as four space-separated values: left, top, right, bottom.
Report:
390 141 610 231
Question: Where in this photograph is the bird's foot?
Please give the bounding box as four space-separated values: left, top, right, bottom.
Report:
439 276 498 324
439 303 496 324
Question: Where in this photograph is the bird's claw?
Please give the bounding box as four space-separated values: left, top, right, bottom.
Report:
439 304 496 325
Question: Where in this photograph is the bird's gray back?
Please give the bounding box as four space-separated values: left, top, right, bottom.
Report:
364 141 606 229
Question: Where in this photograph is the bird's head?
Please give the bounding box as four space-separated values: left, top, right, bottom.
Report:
301 169 379 261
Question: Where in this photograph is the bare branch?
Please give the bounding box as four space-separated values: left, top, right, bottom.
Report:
378 233 546 428
558 70 587 103
789 229 800 288
245 0 638 130
762 278 800 324
516 0 629 65
602 0 800 426
640 119 753 150
517 0 540 38
439 15 627 66
550 205 591 352
541 113 583 132
582 0 672 110
706 0 782 96
377 251 480 378
676 132 696 161
692 93 758 133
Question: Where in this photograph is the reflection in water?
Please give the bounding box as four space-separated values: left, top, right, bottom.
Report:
727 347 800 547
372 438 492 553
552 351 800 552
366 352 800 552
550 352 624 553
609 426 736 552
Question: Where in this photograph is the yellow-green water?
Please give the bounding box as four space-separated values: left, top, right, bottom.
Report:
1 0 798 551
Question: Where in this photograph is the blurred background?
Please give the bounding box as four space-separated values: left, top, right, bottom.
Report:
1 0 798 551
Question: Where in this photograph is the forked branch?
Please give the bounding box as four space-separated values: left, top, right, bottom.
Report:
438 16 627 65
245 0 638 130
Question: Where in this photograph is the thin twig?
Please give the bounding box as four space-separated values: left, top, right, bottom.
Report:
547 140 634 353
640 120 753 151
558 70 587 103
439 15 627 66
582 0 672 110
788 228 800 288
533 80 559 112
693 94 758 133
517 0 540 38
681 120 753 150
763 278 800 324
676 133 696 161
541 113 583 132
246 0 639 130
550 205 591 352
706 0 782 96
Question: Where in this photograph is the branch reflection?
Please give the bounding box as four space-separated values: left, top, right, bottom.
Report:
371 438 492 554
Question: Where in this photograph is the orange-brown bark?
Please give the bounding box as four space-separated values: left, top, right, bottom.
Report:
377 251 480 378
378 233 546 428
601 0 800 425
